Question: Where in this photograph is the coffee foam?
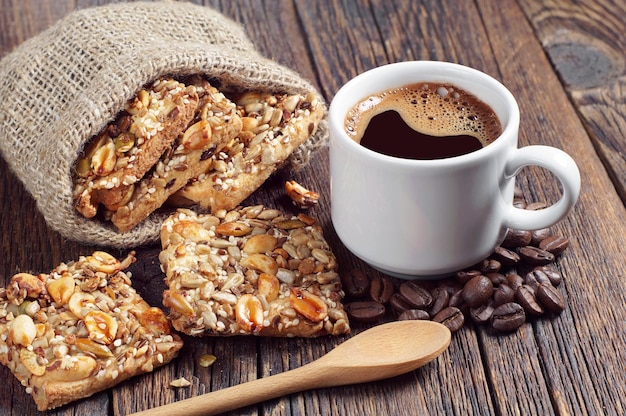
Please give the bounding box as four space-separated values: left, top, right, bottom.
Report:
345 82 502 147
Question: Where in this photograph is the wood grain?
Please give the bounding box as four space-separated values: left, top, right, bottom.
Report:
1 0 626 415
479 1 626 415
518 0 626 202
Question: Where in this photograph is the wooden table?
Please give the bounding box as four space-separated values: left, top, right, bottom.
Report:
1 0 625 414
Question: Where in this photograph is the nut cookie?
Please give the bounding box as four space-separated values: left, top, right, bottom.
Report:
74 79 199 218
159 206 350 338
167 91 324 211
0 251 183 411
107 80 243 232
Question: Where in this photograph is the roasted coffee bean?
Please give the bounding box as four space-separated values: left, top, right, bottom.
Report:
342 268 370 298
479 259 501 274
515 285 544 316
518 246 555 266
486 272 507 286
398 309 430 321
536 282 565 313
533 265 562 287
491 302 526 332
506 273 524 290
531 228 553 246
369 276 394 304
398 281 433 309
462 275 494 308
501 229 532 248
433 307 464 332
491 246 520 266
437 280 463 297
428 287 450 317
526 269 553 288
470 304 494 324
524 271 541 290
539 235 570 256
345 301 386 322
455 269 482 285
449 289 467 311
492 285 515 307
389 293 414 314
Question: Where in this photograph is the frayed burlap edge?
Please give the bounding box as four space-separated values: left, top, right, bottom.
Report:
0 1 328 248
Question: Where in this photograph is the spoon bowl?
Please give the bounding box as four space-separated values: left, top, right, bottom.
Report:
130 320 451 416
313 320 451 386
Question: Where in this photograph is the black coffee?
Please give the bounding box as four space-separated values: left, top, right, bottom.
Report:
360 110 483 159
344 82 502 160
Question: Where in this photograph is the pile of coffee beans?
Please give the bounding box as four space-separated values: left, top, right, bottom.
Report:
341 193 570 334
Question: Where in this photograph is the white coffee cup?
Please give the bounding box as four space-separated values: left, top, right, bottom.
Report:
329 61 580 279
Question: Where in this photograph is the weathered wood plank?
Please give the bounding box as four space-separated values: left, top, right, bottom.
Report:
480 0 626 415
518 0 626 202
2 0 626 415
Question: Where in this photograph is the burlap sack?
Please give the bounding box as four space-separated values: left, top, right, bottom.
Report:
0 1 328 248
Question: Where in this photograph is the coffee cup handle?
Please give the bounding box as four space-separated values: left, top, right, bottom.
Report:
503 145 581 230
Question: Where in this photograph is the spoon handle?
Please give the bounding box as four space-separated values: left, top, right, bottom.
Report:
128 361 325 416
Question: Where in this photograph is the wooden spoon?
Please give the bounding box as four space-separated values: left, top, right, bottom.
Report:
129 320 451 416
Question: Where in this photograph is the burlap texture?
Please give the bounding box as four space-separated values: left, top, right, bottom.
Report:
0 1 328 248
